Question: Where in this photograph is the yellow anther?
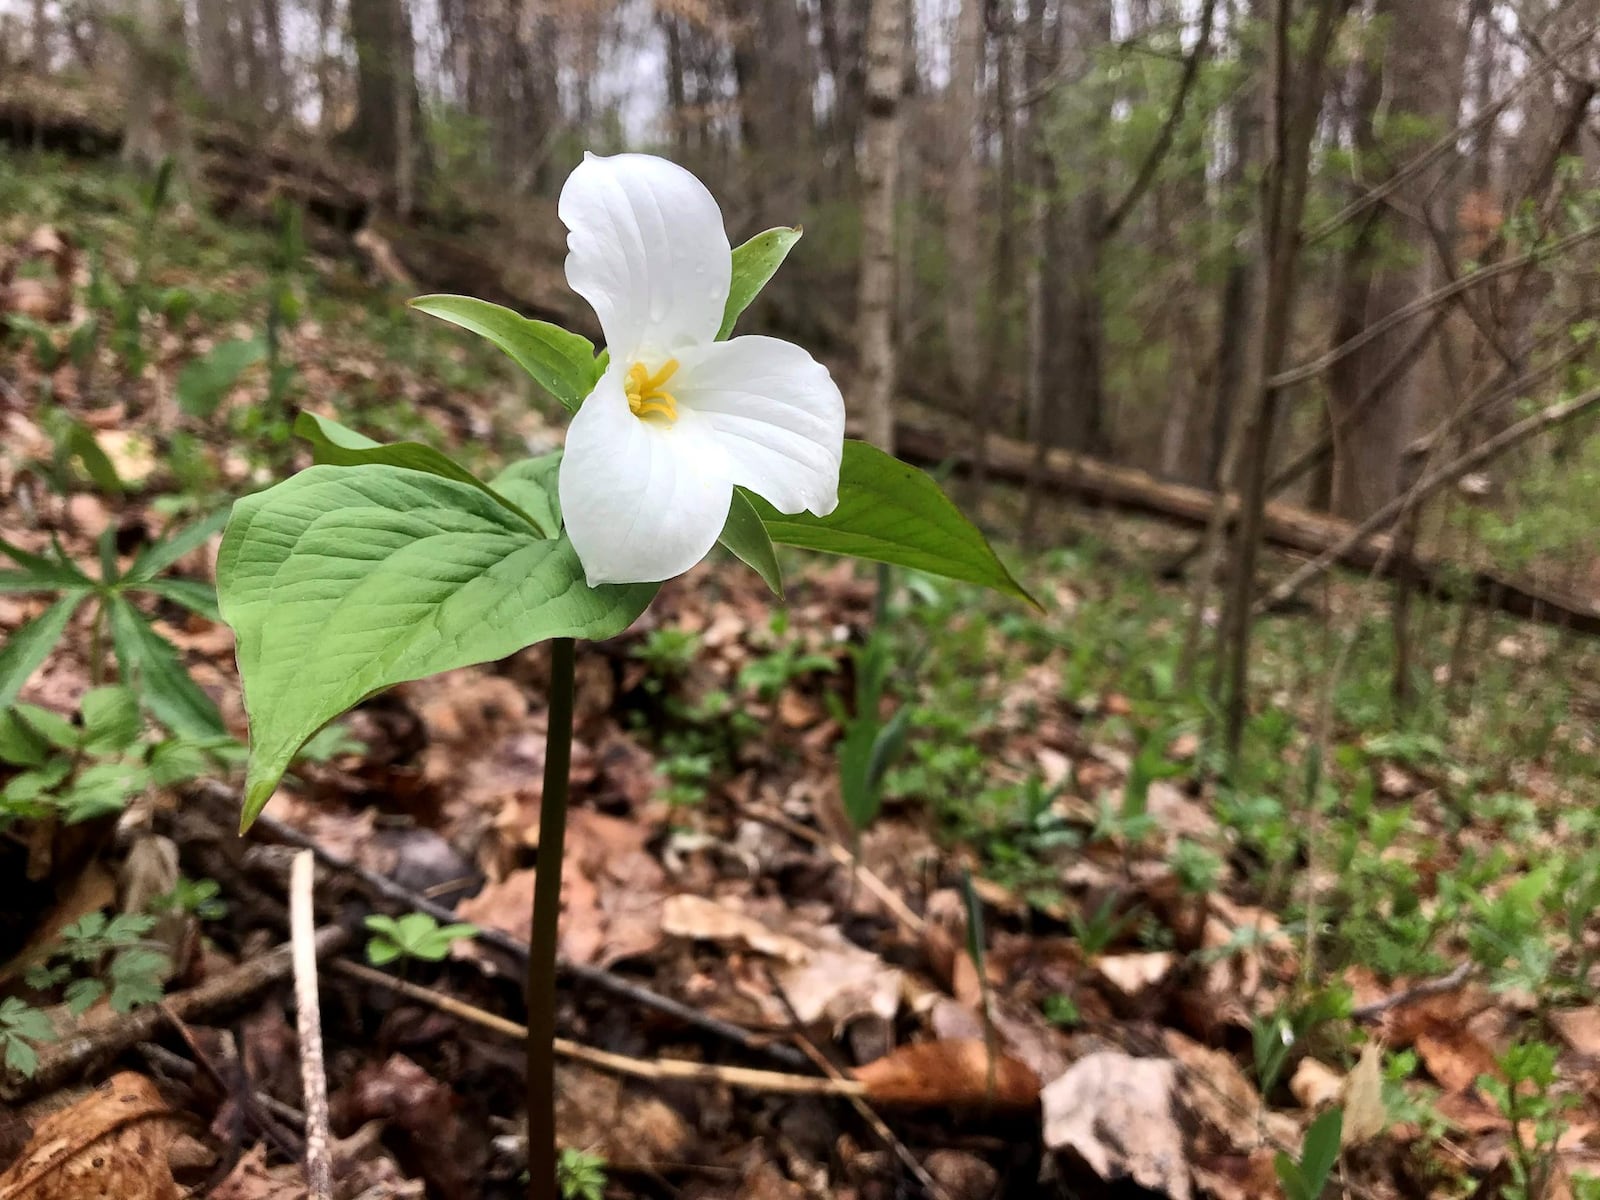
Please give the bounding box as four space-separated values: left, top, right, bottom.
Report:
625 359 681 423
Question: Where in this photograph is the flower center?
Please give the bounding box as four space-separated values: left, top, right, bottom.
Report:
625 359 680 424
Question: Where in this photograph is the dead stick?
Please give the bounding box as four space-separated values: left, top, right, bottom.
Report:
331 960 864 1099
1260 384 1600 612
1 925 348 1102
186 782 807 1070
291 852 333 1200
746 804 926 936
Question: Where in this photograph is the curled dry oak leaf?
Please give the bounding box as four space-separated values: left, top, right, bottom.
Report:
1042 1051 1191 1200
853 1039 1041 1111
660 893 811 965
0 1072 188 1200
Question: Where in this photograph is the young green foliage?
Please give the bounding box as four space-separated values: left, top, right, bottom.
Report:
364 913 480 966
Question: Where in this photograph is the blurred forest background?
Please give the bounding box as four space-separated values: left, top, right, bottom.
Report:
9 0 1599 742
5 1 1600 1196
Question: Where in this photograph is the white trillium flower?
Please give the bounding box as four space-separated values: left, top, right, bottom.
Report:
556 152 846 587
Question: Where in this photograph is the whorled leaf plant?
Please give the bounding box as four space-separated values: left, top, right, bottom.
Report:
215 151 1034 1197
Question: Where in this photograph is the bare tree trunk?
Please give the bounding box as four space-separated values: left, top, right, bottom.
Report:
121 0 191 174
1217 0 1350 762
30 0 50 70
855 0 906 452
1328 0 1464 520
974 2 1018 497
343 0 426 194
946 0 985 497
316 0 338 135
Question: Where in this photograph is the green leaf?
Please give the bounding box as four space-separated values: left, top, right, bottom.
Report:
1296 1107 1344 1200
839 717 884 831
489 453 564 541
97 527 120 586
410 295 602 413
64 978 105 1016
296 412 554 537
65 423 124 495
107 597 226 737
0 594 83 710
751 441 1036 607
366 939 402 966
125 509 229 583
720 227 802 339
10 705 79 751
139 577 221 621
177 337 267 417
0 535 92 589
0 709 54 767
3 1033 38 1077
718 489 783 597
81 685 142 753
218 465 657 828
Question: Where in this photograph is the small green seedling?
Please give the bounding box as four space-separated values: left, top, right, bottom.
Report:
0 997 55 1077
25 912 171 1018
364 912 480 966
557 1148 607 1200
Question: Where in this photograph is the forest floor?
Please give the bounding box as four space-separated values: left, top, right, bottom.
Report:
4 148 1600 1200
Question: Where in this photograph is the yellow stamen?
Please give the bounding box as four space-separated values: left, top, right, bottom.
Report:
625 359 681 423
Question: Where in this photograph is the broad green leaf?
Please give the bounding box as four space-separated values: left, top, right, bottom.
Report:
107 597 227 737
720 227 802 339
0 535 92 589
296 412 554 537
490 452 564 540
81 685 142 753
0 709 53 767
0 594 83 710
139 577 221 621
10 704 79 751
718 489 783 597
125 508 229 583
750 441 1036 606
218 465 657 828
410 295 602 413
176 337 266 417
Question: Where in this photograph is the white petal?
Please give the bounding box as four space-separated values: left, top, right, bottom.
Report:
559 152 731 363
673 336 845 517
558 367 733 586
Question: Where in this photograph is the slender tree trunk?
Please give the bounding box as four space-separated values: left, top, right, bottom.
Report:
856 0 907 452
975 2 1018 496
343 0 427 194
946 0 985 499
1217 0 1350 762
30 0 49 70
121 0 191 174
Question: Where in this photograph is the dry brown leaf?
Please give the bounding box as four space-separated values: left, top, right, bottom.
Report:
1163 1029 1292 1154
660 893 811 964
1342 1041 1388 1146
1042 1051 1191 1199
1289 1057 1343 1110
1094 950 1176 999
208 1146 305 1200
853 1039 1040 1111
1551 1008 1600 1057
775 934 901 1029
0 1073 185 1200
1415 1019 1499 1092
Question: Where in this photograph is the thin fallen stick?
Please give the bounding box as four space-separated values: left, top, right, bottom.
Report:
1350 962 1475 1022
763 964 952 1200
137 1041 308 1133
331 959 864 1099
746 804 926 936
0 925 348 1102
290 852 333 1200
155 1008 303 1160
185 781 807 1071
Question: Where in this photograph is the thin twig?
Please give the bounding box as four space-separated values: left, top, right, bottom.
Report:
290 851 333 1200
1350 963 1475 1022
1260 383 1600 611
763 965 953 1200
0 925 348 1102
331 960 864 1098
186 781 807 1070
745 804 926 936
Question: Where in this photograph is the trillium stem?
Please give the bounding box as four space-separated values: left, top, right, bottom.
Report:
527 636 576 1199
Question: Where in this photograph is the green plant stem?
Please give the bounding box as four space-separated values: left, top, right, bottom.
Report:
527 636 575 1199
89 601 106 688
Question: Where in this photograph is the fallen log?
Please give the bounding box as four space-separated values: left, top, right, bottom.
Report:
894 417 1600 637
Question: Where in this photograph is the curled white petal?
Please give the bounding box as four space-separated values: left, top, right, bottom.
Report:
674 336 844 517
558 367 733 586
559 152 732 363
